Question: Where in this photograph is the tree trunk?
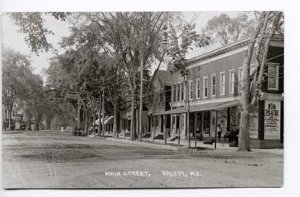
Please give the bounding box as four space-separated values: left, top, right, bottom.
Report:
27 115 31 131
46 117 52 130
92 113 95 136
116 109 120 138
102 89 105 136
251 12 282 106
77 99 81 129
98 97 102 136
257 12 282 86
34 119 39 131
85 109 88 135
238 12 266 151
8 108 12 131
139 57 144 142
130 94 136 141
113 101 118 138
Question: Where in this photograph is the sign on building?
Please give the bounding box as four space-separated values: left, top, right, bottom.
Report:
249 108 259 139
264 100 281 140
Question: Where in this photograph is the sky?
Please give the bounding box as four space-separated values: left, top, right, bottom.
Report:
1 12 241 80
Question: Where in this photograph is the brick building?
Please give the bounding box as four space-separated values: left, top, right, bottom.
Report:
148 35 284 148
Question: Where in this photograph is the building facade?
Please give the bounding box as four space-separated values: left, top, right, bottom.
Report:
148 35 284 148
119 103 149 138
2 99 36 131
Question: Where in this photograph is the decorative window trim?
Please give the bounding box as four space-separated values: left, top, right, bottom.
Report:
267 62 280 91
211 74 216 97
196 78 201 99
188 80 193 100
181 83 184 101
203 76 208 98
238 67 243 93
173 85 176 102
229 69 235 95
183 83 186 100
219 72 226 96
177 83 181 101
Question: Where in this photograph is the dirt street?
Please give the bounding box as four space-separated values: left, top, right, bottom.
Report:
2 131 283 188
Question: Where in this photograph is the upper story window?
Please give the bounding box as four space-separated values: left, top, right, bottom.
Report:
173 85 176 102
188 80 193 100
229 70 235 94
268 62 279 91
203 76 208 98
182 83 186 100
238 67 243 92
181 83 184 100
196 78 201 99
220 72 226 96
211 74 216 97
177 84 181 101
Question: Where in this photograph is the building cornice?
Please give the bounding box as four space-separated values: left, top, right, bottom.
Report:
186 38 251 67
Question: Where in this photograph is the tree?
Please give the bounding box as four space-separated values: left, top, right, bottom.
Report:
238 11 283 151
8 12 69 55
206 13 257 46
2 47 45 130
2 48 31 130
77 12 209 141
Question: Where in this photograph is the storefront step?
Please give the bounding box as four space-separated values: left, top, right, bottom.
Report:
250 139 283 149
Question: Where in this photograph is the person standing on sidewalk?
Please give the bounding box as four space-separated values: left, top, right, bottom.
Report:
217 124 222 142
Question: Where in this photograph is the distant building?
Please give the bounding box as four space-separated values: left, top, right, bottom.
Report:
2 99 35 131
119 101 149 138
148 70 172 140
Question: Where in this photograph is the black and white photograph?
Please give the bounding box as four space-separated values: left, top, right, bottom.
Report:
4 0 300 194
1 10 285 189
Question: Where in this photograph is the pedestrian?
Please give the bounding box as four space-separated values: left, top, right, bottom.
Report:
217 124 222 142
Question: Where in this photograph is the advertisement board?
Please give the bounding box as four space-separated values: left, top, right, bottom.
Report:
264 100 281 140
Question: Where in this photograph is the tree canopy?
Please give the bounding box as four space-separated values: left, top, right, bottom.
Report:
205 13 257 46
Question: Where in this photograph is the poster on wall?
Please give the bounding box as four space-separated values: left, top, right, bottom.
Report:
264 100 281 140
249 108 259 139
217 109 227 132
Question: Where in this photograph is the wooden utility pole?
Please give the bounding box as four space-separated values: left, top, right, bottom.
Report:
113 67 120 138
194 113 197 147
164 115 167 144
214 111 218 149
186 82 191 148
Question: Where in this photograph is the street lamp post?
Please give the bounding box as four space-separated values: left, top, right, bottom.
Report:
181 70 191 148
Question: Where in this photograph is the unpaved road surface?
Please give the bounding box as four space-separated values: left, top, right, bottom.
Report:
2 131 283 188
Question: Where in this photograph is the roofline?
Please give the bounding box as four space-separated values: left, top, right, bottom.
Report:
187 38 251 66
186 34 284 67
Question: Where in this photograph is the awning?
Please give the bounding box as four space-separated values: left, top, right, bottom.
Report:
153 100 240 115
190 100 241 112
95 116 114 125
104 116 114 124
152 107 187 115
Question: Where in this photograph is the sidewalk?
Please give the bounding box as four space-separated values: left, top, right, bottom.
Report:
95 135 283 155
98 135 238 151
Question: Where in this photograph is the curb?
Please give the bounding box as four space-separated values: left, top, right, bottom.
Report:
102 137 185 151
